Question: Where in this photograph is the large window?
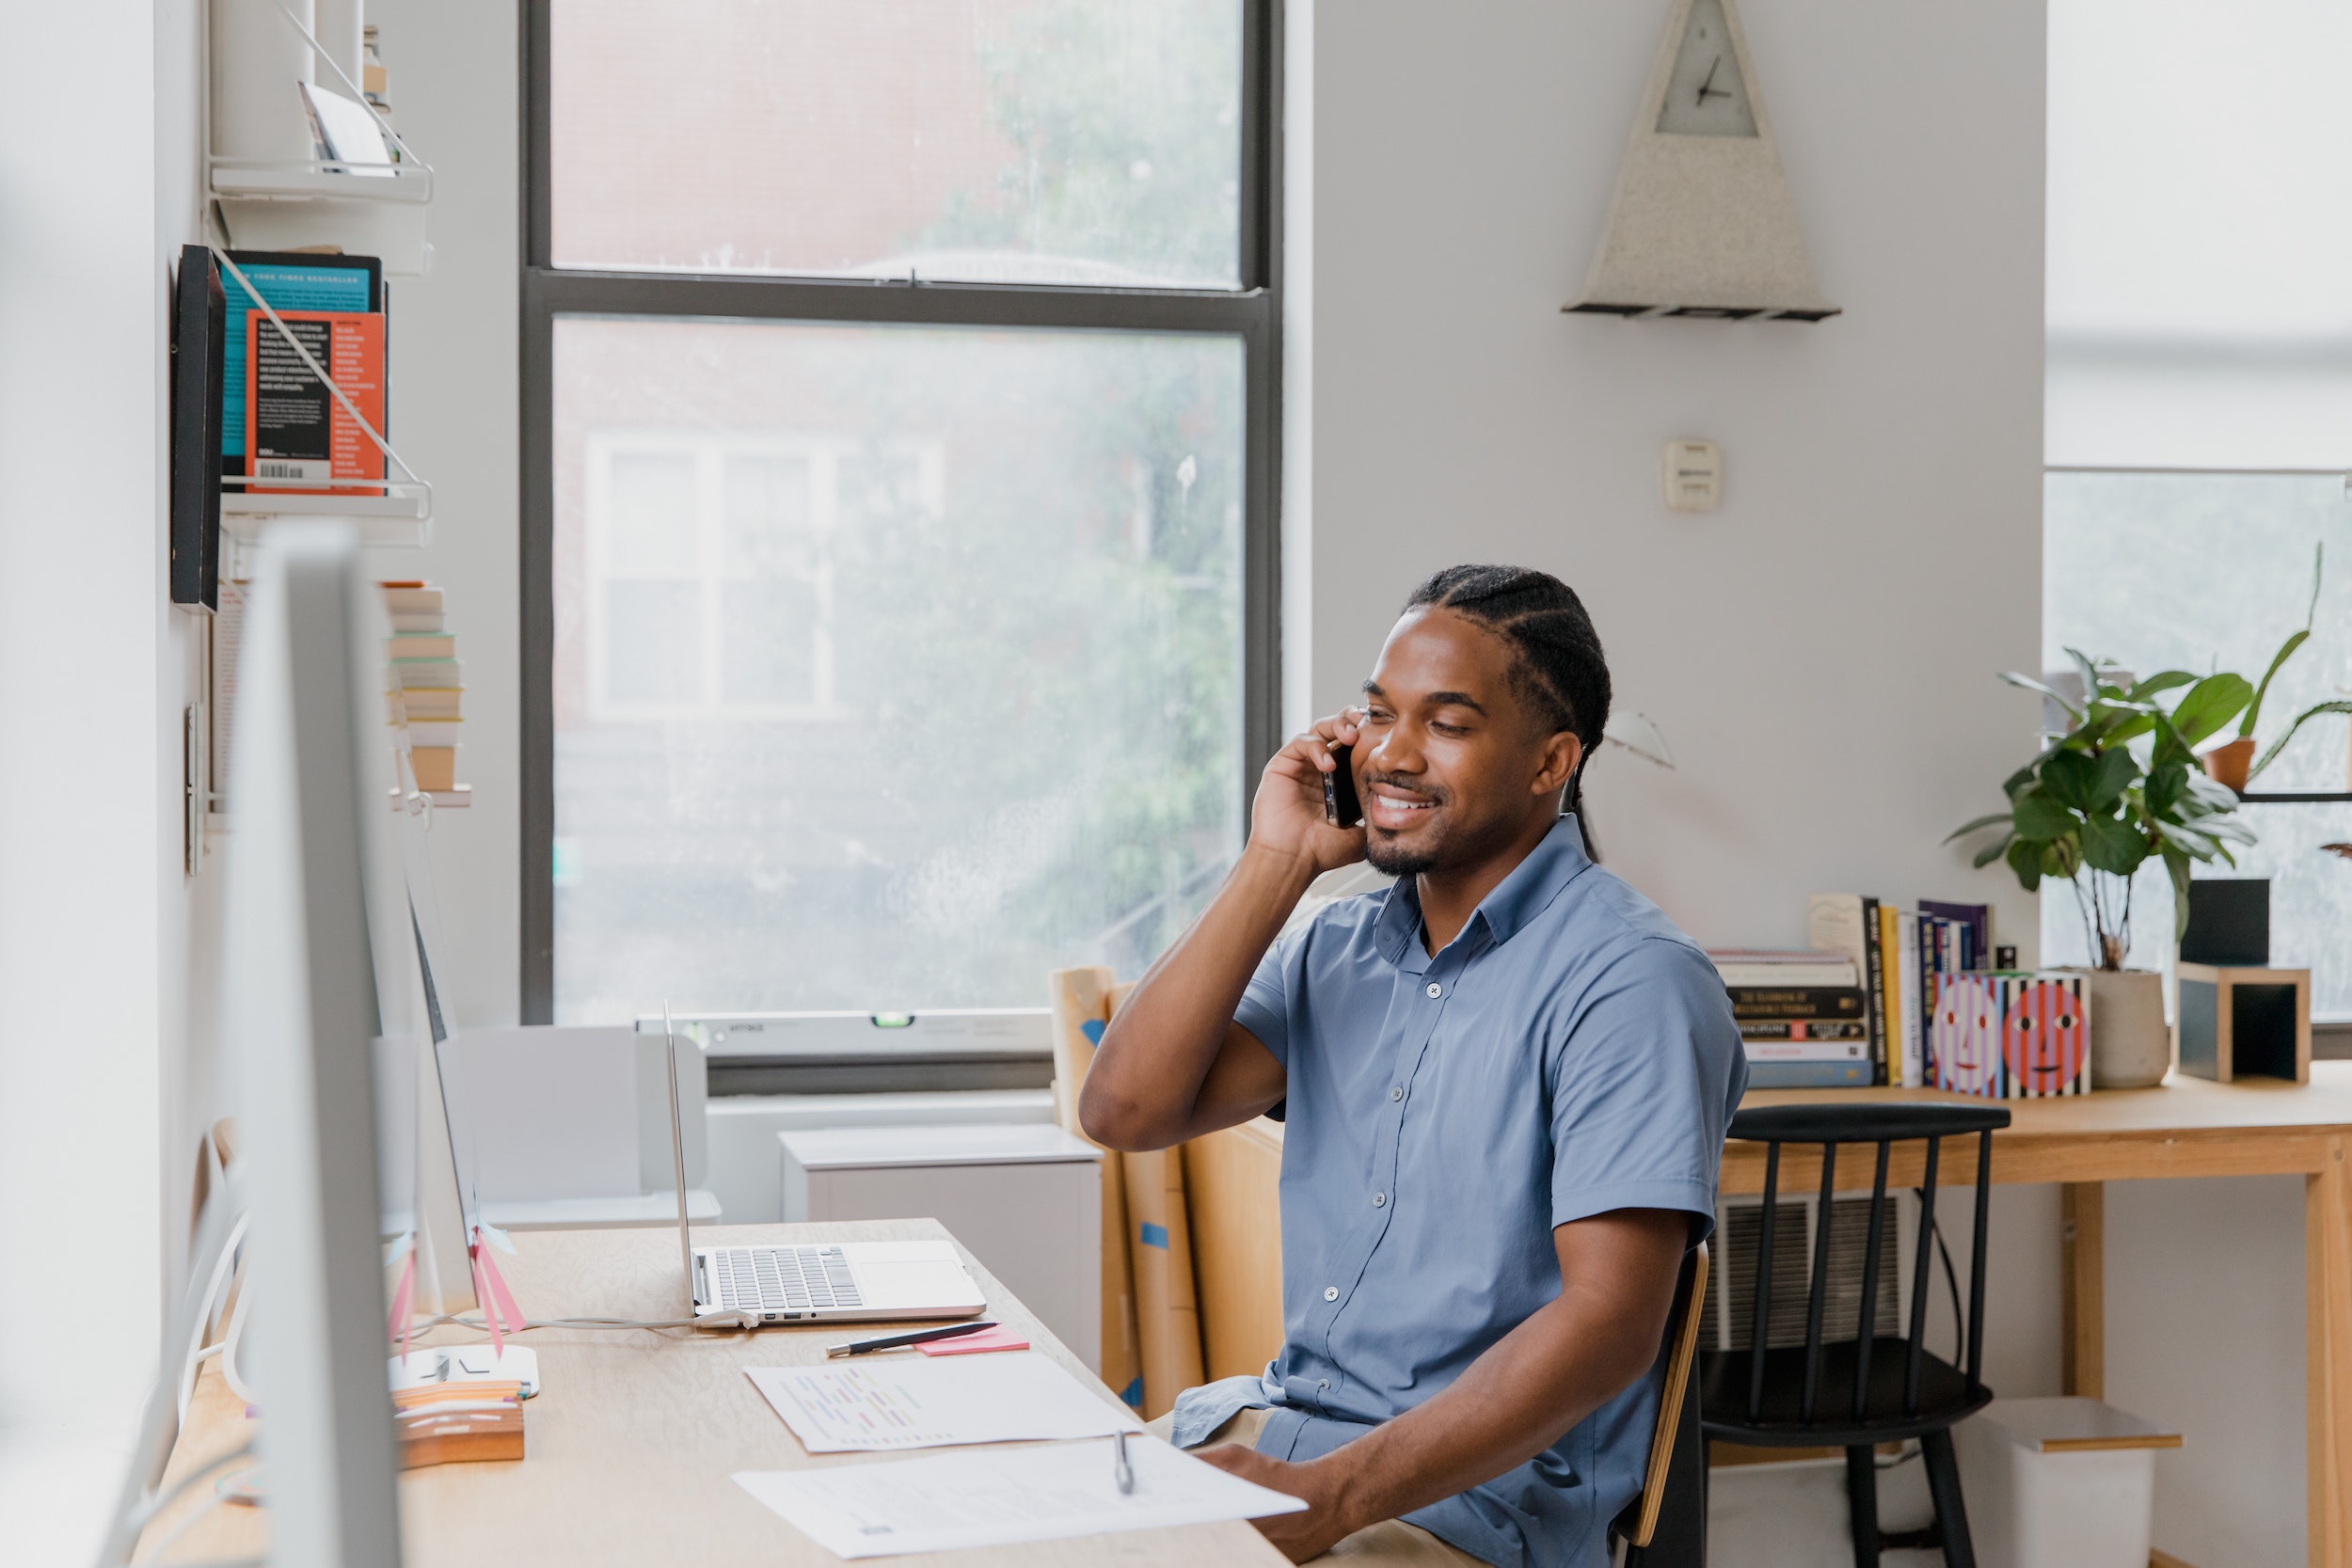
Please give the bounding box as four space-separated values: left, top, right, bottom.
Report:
2042 473 2352 1014
2045 0 2352 1017
524 1 1279 1021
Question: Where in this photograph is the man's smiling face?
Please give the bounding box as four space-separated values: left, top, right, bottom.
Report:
1353 607 1579 879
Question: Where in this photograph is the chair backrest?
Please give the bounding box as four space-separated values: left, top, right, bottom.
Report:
1623 1240 1709 1550
1724 1102 2010 1426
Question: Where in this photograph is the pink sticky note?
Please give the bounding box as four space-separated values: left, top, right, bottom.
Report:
916 1324 1031 1356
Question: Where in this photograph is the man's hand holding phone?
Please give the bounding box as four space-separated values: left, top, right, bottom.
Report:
1249 709 1371 878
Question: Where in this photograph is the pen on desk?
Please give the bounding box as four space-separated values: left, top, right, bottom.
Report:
824 1321 997 1358
1114 1429 1134 1495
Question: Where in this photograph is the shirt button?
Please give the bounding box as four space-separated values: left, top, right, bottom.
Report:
1390 1085 1405 1101
1425 981 1442 998
1373 1192 1387 1208
1323 1286 1339 1302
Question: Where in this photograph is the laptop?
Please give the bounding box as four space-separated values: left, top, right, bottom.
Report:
656 1027 989 1328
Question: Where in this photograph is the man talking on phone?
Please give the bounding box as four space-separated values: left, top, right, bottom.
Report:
1080 564 1746 1567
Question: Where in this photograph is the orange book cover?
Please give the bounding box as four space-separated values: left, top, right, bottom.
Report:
243 309 385 496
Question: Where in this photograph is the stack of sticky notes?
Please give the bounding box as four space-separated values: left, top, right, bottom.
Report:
381 581 461 792
391 1379 523 1468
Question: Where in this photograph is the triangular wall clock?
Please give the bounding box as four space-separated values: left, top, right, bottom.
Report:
1565 0 1838 321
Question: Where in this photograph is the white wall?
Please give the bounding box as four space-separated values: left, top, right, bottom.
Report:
0 1 204 1560
1303 1 2047 956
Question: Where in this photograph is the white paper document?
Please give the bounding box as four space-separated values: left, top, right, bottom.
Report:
744 1353 1144 1453
733 1433 1307 1558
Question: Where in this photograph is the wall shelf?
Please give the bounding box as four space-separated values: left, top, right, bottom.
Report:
209 159 431 203
2234 791 2352 804
221 482 432 549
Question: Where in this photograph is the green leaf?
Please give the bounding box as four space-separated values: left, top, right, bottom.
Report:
2169 673 2254 747
2153 819 2222 861
2078 811 2148 877
2066 647 2108 707
2101 713 2155 747
2180 770 2241 814
2128 670 2198 702
1945 812 2016 844
2142 759 2188 817
2241 627 2312 739
1972 833 2016 869
2084 746 2137 809
2012 789 2079 842
2039 751 2103 811
2164 847 2196 942
2006 835 2042 892
2000 670 2083 722
2249 699 2352 780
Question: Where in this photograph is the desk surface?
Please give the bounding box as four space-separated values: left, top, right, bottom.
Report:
1725 1062 2352 1191
144 1218 1284 1567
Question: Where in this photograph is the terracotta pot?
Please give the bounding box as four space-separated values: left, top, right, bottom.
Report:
2202 736 2256 793
2074 966 2169 1088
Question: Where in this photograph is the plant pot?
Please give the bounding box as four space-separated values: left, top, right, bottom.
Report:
2202 737 2256 794
2074 967 2170 1088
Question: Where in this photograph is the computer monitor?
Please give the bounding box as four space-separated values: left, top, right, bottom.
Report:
215 522 403 1568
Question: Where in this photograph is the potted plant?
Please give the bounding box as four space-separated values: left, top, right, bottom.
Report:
2204 544 2337 792
1950 652 2256 1087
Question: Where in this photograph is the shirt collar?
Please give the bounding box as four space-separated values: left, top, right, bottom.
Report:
1372 815 1595 961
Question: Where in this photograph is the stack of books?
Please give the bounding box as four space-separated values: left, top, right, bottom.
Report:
1806 894 2003 1088
382 581 462 794
1708 949 1872 1088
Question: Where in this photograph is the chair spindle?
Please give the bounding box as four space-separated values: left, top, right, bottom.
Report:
1748 1142 1781 1421
1852 1139 1891 1418
1800 1141 1836 1421
1903 1136 1941 1416
1966 1127 1993 1393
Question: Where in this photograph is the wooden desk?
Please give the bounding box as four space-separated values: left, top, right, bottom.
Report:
1730 1069 2352 1568
141 1218 1285 1567
1182 1070 2352 1568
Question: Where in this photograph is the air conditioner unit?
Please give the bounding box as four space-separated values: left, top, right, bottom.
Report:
1701 1189 1922 1354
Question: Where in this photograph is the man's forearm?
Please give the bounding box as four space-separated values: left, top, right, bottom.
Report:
1077 841 1313 1148
1309 1216 1683 1538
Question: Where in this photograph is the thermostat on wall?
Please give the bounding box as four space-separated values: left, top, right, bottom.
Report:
1662 439 1722 512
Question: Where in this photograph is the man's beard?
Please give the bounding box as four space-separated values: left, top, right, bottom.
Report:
1364 833 1442 878
1360 773 1452 877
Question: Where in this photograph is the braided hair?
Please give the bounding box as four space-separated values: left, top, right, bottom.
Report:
1402 563 1612 824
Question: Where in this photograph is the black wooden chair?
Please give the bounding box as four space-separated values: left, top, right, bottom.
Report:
1697 1102 2010 1568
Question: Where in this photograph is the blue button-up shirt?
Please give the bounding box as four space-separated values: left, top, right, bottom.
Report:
1170 816 1746 1568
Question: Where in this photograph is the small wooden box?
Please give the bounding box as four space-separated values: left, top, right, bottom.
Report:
2174 963 2310 1084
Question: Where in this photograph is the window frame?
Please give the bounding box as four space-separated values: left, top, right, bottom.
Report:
517 0 1285 1021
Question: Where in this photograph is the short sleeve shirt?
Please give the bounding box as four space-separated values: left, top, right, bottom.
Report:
1170 816 1747 1568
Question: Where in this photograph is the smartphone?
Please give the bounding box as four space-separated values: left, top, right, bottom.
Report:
1323 743 1362 827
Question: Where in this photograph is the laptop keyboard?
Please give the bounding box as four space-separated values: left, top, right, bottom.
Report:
708 1244 864 1313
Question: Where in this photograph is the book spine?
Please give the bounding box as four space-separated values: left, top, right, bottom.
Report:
1896 911 1925 1088
1727 988 1867 1017
1861 896 1887 1085
1918 919 1943 1085
1739 1020 1870 1040
1744 1059 1873 1089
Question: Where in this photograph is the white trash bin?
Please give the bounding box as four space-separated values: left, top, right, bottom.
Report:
1951 1397 2181 1568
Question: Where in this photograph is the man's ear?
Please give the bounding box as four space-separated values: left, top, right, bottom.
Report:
1533 732 1583 799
